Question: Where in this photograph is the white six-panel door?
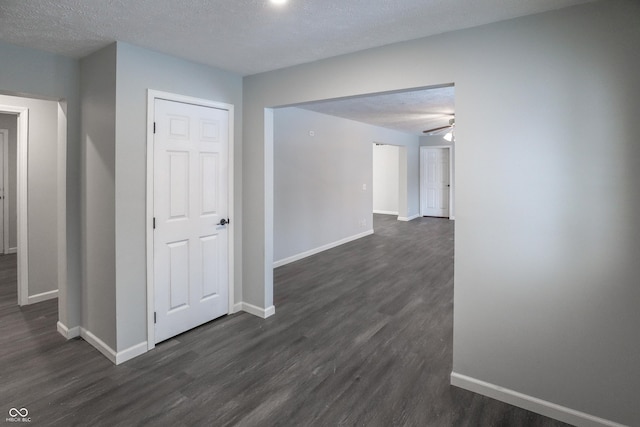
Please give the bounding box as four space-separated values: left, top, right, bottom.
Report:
153 99 229 343
420 147 450 218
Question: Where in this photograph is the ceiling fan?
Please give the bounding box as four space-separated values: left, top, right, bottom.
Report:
423 116 455 134
423 116 455 141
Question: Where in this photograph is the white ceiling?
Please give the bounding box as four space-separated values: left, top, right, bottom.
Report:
0 0 593 135
297 86 455 136
0 0 593 76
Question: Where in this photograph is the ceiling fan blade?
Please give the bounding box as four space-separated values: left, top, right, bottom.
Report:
422 125 452 134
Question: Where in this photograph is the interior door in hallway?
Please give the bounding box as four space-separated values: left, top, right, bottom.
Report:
420 147 450 218
153 99 229 343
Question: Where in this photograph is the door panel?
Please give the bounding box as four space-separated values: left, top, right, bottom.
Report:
201 234 220 299
154 99 229 343
168 240 189 311
169 151 189 219
200 154 218 214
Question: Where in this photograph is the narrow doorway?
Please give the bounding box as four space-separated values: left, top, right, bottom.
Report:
0 116 18 255
0 93 66 310
0 106 27 306
0 123 17 314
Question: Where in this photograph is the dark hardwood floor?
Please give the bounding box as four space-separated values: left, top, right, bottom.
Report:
0 215 570 426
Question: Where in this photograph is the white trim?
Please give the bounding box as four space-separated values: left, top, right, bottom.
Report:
1 129 8 254
264 108 275 314
146 93 154 350
232 302 243 314
6 246 17 254
373 210 398 215
450 372 626 427
80 328 117 364
0 105 28 306
420 145 454 219
146 89 235 351
27 289 58 304
56 102 68 329
57 321 80 339
449 216 455 220
273 229 374 268
79 327 147 365
115 341 148 365
239 302 276 319
397 214 420 222
17 108 28 306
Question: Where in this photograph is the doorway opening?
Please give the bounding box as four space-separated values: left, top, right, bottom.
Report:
0 94 68 317
271 84 455 272
268 86 457 418
0 126 12 254
0 104 29 306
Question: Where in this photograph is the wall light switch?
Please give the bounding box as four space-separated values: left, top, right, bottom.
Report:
362 184 367 191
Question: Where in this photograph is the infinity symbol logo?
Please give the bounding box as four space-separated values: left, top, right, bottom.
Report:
8 407 28 417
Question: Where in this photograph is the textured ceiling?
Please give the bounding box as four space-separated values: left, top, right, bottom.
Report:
0 0 593 76
297 86 455 136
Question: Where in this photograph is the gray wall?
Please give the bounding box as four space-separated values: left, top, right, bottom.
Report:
400 143 420 220
243 1 640 424
0 40 81 330
274 108 415 262
373 144 399 215
114 42 243 351
0 94 60 298
420 134 453 147
80 44 118 349
0 113 17 249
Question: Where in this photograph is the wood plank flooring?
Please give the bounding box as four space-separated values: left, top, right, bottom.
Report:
0 215 570 426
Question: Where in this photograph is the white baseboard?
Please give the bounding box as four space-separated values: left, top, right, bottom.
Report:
115 341 148 365
274 229 374 268
80 328 148 365
238 302 276 319
232 302 243 314
5 247 17 254
57 321 80 339
80 328 117 364
373 210 398 215
450 372 626 427
398 214 419 222
27 289 58 304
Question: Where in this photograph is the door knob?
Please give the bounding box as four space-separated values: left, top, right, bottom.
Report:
217 218 229 226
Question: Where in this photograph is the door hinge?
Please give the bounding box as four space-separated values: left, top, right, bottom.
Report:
153 122 156 134
153 217 156 229
154 312 157 324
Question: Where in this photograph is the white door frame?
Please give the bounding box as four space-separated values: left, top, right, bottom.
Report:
0 129 8 253
0 105 29 305
420 145 454 220
145 90 235 350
